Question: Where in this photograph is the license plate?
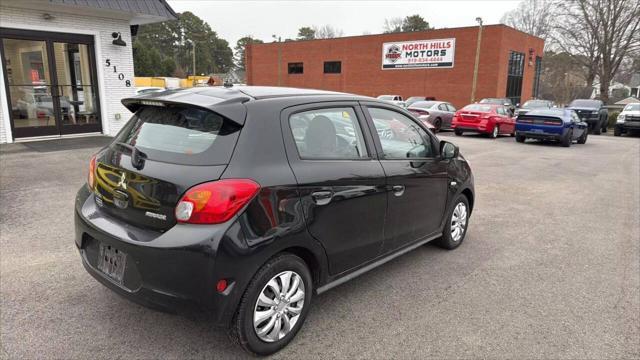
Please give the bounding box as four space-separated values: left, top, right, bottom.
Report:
97 243 126 284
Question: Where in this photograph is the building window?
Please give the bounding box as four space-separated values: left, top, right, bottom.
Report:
506 51 525 105
532 56 542 98
324 61 341 74
288 62 303 74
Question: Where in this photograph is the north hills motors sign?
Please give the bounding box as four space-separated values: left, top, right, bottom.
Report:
382 38 456 69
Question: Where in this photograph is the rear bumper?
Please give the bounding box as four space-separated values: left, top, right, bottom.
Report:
451 123 492 134
517 131 562 140
74 186 237 325
515 123 564 140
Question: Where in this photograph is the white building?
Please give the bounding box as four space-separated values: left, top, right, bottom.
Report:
0 0 176 143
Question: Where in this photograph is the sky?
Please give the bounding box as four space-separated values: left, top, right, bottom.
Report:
167 0 521 47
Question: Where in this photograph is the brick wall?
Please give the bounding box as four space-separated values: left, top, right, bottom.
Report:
0 5 136 143
247 25 544 109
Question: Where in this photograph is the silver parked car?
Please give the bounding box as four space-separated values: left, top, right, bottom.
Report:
407 101 457 132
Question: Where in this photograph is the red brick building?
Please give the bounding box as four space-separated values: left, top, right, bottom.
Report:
246 24 544 108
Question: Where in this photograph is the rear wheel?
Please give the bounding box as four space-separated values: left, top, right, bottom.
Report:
436 194 470 250
434 118 442 132
561 129 573 147
490 125 499 138
454 129 463 136
230 254 312 356
516 134 526 143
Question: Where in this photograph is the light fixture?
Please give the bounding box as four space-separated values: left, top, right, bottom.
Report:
111 32 126 47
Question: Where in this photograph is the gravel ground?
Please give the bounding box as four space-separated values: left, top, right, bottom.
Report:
1 132 639 359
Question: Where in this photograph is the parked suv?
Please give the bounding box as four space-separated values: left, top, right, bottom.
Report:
614 103 640 136
567 99 608 134
74 86 474 355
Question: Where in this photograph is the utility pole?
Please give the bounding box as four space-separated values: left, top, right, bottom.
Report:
192 40 196 77
470 17 483 103
272 35 282 86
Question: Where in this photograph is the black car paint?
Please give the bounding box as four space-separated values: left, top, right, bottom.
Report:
74 87 474 327
567 99 608 131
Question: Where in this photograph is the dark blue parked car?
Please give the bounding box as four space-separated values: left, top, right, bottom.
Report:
515 109 588 147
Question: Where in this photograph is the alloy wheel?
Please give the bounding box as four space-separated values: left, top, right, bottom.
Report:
253 271 305 343
492 126 499 138
450 202 468 242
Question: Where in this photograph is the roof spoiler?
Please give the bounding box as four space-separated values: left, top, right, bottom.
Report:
121 96 250 126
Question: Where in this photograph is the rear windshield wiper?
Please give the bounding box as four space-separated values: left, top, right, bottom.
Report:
114 142 147 170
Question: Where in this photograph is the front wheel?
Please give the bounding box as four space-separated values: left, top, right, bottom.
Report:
436 194 470 250
592 125 601 135
577 129 588 144
614 126 622 136
230 254 313 356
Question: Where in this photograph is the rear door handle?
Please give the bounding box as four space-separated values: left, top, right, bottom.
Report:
311 191 333 205
392 185 405 197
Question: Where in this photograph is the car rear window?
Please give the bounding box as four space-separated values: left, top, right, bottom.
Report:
113 105 241 166
463 104 492 112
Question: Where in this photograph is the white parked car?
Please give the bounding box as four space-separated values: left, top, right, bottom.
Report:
377 95 406 108
614 103 640 136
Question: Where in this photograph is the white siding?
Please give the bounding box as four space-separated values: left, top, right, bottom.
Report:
0 5 138 143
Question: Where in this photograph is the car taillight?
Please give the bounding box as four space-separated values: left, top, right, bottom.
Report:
175 179 260 224
88 155 97 190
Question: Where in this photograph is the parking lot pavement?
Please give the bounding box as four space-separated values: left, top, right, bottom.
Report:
1 133 639 359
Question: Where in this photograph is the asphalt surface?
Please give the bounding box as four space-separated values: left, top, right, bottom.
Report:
1 132 639 359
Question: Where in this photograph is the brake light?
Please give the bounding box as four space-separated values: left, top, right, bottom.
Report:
175 179 260 224
88 155 97 190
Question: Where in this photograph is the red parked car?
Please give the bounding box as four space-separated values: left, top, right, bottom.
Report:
452 104 516 138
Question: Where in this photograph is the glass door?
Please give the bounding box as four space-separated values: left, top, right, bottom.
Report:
1 38 59 137
1 28 101 138
52 42 101 135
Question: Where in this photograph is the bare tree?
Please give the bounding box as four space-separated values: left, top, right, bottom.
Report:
383 17 404 33
313 25 344 39
557 0 640 103
501 0 555 47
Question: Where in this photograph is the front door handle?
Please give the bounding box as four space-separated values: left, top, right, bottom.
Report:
311 191 333 205
392 185 405 197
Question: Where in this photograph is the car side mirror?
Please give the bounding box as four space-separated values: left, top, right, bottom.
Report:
440 141 458 159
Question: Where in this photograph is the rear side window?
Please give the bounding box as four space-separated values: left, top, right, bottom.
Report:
289 107 368 159
114 105 240 165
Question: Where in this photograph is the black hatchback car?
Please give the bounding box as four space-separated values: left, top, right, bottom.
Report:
75 86 474 355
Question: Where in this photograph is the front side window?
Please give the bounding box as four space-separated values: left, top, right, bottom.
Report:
367 107 434 159
288 62 303 74
289 107 368 159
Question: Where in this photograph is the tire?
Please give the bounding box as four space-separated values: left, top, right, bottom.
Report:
434 118 442 133
454 129 463 136
577 129 588 144
490 125 499 139
436 194 470 250
561 129 572 147
592 125 601 135
515 134 526 143
614 126 622 137
230 253 313 356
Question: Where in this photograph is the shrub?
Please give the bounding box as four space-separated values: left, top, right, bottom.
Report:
608 111 619 128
